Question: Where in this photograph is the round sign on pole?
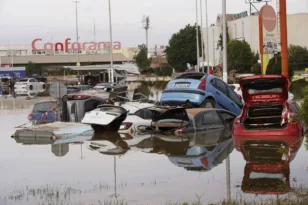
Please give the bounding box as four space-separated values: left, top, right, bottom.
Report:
262 5 277 32
49 82 67 99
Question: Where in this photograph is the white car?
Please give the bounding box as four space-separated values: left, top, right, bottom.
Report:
14 78 46 91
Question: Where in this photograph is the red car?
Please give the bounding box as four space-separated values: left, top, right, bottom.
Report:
232 75 304 150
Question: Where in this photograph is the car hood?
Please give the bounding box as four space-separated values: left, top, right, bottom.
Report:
240 75 288 103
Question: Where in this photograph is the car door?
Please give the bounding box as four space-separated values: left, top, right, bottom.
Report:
226 85 243 114
210 78 234 112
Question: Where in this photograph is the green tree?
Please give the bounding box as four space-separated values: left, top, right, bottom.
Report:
288 44 308 70
301 85 308 127
165 24 202 72
266 55 294 80
227 40 255 72
217 24 230 51
133 44 151 74
158 63 173 76
26 61 42 77
251 63 261 74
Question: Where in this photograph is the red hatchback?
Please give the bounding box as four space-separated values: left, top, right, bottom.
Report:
232 75 304 149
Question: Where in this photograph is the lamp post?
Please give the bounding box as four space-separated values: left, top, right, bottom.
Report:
195 0 200 72
222 0 228 83
213 28 215 67
200 0 205 73
205 0 210 73
108 0 114 83
73 1 80 82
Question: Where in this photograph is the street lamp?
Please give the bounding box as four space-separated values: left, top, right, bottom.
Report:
195 0 200 71
200 0 205 73
222 0 228 83
108 0 114 83
204 0 210 73
73 1 80 83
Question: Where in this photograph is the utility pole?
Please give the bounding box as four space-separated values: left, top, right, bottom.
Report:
73 1 80 82
279 0 289 82
108 0 114 83
195 0 200 72
222 0 228 83
142 15 150 50
93 18 96 42
205 0 210 73
200 0 205 73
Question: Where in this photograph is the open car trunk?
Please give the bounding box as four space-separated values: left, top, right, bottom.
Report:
243 102 285 130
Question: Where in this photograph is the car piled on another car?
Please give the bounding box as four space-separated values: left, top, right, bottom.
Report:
160 72 243 116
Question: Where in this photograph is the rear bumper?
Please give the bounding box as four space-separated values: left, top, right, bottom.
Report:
232 123 303 149
160 89 206 106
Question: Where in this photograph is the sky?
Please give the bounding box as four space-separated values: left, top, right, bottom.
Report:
0 0 307 47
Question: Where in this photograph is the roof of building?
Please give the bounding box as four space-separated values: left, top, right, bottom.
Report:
0 53 128 65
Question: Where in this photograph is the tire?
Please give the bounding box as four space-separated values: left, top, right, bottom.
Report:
200 98 215 108
29 85 33 90
42 84 46 90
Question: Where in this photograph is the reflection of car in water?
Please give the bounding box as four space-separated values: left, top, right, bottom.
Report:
160 72 243 115
151 127 234 172
28 101 57 125
232 75 304 149
238 139 303 195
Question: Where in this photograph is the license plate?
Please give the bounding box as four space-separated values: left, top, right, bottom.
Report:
177 159 192 164
174 83 190 88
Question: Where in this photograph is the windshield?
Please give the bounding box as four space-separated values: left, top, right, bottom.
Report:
33 102 56 113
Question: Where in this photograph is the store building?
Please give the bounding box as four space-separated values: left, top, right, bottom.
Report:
203 12 308 66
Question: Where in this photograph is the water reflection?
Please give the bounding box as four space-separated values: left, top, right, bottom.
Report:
238 138 303 195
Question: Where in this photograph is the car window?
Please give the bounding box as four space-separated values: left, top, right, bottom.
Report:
228 85 235 90
201 111 221 125
135 108 153 120
290 102 300 114
33 102 56 113
84 100 101 113
29 79 37 82
227 86 242 106
212 79 228 95
219 111 235 121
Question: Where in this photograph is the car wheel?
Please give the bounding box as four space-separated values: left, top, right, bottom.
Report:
201 99 215 108
29 85 33 90
42 84 46 90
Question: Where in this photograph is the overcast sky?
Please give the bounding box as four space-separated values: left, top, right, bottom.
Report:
0 0 306 47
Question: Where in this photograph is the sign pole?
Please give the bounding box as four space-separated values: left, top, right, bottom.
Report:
222 0 228 83
280 0 289 82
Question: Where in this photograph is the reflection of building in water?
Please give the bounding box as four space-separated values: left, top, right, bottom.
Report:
51 144 69 157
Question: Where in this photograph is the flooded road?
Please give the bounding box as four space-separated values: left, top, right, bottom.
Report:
1 82 308 205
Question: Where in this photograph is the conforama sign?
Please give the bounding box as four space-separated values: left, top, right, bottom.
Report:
31 38 121 52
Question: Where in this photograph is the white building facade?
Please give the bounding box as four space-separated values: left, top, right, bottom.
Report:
203 12 308 67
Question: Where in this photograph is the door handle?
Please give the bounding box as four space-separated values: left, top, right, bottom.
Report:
216 91 220 95
231 103 235 106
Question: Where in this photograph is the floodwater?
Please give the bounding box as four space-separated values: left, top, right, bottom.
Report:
0 81 308 205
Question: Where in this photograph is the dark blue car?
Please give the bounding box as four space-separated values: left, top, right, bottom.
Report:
160 72 243 115
28 101 57 125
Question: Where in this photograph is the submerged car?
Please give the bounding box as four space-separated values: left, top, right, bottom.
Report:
232 75 304 148
160 72 243 115
14 78 46 91
28 101 57 125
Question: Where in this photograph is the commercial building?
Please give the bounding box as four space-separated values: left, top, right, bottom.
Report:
203 12 308 67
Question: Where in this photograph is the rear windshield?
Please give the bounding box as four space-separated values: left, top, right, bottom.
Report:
17 79 28 82
33 102 56 113
99 106 125 113
248 88 282 94
175 73 207 80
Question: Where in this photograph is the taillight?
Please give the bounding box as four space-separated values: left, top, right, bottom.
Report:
27 114 32 121
120 122 133 130
198 79 206 90
289 113 298 123
73 95 89 100
175 129 184 135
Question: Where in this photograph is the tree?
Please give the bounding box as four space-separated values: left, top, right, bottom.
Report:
134 44 151 73
26 61 42 77
165 24 202 72
288 44 308 70
158 63 173 76
300 85 308 126
266 55 294 80
217 24 230 51
251 63 261 74
227 40 255 72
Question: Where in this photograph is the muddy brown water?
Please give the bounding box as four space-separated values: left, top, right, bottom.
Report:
0 82 308 205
